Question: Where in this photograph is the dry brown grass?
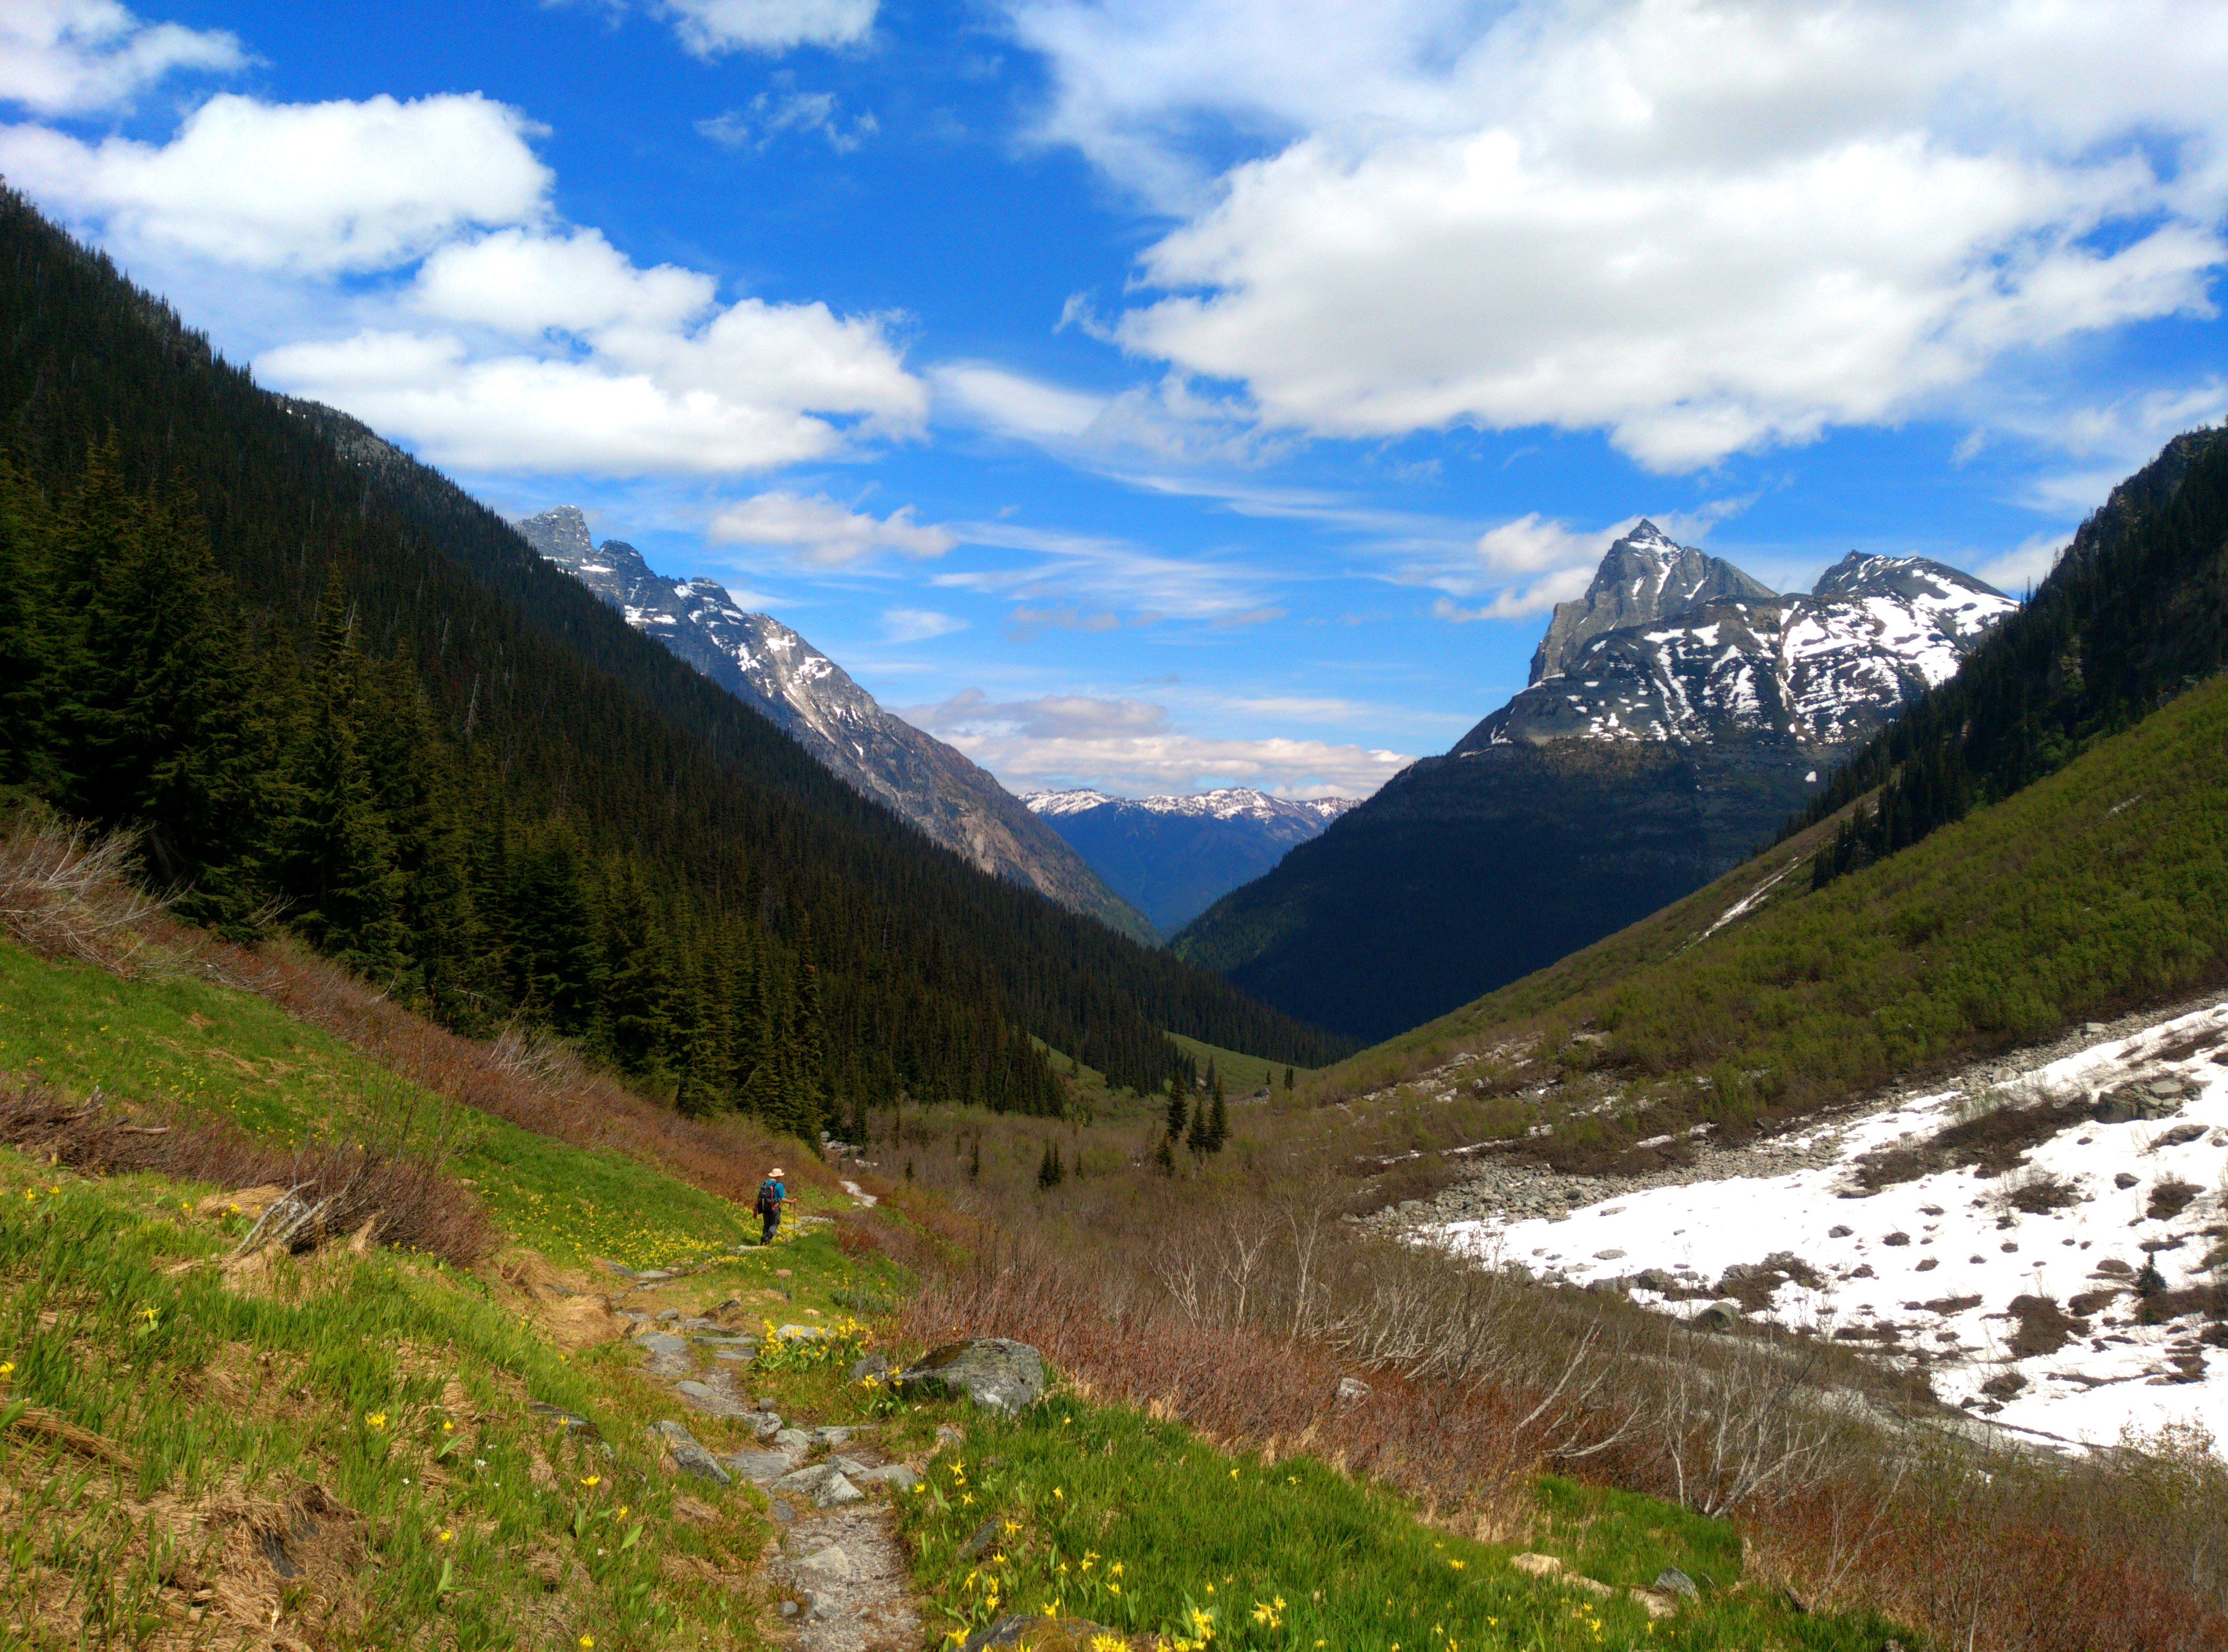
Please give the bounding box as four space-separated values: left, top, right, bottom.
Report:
0 1070 496 1265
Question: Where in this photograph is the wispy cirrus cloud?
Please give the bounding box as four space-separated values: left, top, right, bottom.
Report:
897 687 1411 796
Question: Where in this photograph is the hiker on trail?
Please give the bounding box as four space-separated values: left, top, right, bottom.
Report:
755 1168 787 1244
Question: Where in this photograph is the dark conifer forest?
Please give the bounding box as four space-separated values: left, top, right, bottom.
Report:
1793 428 2228 888
0 189 1351 1136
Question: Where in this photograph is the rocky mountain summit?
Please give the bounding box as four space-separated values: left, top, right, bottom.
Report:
1021 786 1359 935
1174 525 2014 1041
517 508 1153 941
1475 537 2013 752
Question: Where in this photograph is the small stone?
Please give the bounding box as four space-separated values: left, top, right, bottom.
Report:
935 1424 965 1449
651 1420 731 1487
656 1308 680 1322
855 1463 919 1491
849 1352 892 1381
1915 1258 1939 1272
1594 1248 1627 1261
772 1429 811 1455
1653 1567 1699 1601
779 1601 798 1618
1336 1376 1371 1404
1827 1225 1853 1238
2116 1172 2141 1189
750 1413 784 1441
810 1426 854 1448
638 1332 688 1356
960 1516 1004 1559
816 1473 865 1508
797 1545 854 1579
757 1396 780 1411
1691 1303 1741 1333
1882 1232 1911 1246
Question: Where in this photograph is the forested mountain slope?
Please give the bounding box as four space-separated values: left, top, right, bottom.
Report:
1794 426 2228 884
0 188 1349 1129
515 506 1154 942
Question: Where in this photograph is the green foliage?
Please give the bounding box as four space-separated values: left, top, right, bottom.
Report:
0 1156 764 1650
901 1392 1907 1651
1385 668 2228 1119
0 187 1349 1126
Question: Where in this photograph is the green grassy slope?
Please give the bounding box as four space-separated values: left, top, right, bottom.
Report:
0 939 760 1269
1334 665 2228 1124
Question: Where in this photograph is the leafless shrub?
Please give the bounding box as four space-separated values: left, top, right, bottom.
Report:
0 818 169 971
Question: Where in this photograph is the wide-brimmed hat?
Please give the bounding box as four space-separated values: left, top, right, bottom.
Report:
768 1168 783 1177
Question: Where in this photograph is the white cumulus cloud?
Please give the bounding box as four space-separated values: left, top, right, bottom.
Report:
0 92 551 273
1009 0 2228 470
710 492 956 565
0 0 242 116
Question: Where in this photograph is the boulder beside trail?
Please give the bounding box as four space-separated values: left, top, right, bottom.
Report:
894 1338 1045 1416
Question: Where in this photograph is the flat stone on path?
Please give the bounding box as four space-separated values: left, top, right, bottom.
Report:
854 1463 919 1491
639 1332 688 1355
672 1379 754 1417
723 1450 796 1483
651 1420 731 1487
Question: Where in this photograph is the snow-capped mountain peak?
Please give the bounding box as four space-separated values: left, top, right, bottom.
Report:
1020 787 1360 933
1530 520 1777 684
1469 533 2014 757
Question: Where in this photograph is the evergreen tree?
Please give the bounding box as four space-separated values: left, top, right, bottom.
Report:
785 914 828 1142
1283 1064 1296 1093
0 457 56 790
1163 1076 1188 1144
281 583 405 977
508 818 597 1032
1037 1139 1064 1189
596 857 673 1079
1185 1087 1213 1157
1207 1086 1228 1154
361 653 478 1016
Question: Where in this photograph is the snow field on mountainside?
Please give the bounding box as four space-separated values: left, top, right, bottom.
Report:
1434 1002 2228 1450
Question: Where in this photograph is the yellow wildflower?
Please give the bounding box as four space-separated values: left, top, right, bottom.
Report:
438 1530 453 1543
580 1475 601 1487
580 1637 595 1649
365 1412 388 1430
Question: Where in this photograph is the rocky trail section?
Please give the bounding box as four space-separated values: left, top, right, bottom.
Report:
602 1242 936 1648
1385 997 2228 1449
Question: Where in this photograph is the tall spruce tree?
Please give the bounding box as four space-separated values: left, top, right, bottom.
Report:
281 583 406 977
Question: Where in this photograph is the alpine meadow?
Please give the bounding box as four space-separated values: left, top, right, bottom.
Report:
5 5 2228 1652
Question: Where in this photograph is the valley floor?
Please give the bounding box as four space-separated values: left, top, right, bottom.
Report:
1413 999 2228 1449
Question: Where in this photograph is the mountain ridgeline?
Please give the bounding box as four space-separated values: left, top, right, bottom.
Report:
0 187 1351 1131
1021 788 1357 935
1174 523 2015 1042
1793 427 2228 886
515 508 1155 943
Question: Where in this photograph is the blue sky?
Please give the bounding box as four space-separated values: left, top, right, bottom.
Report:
6 0 2226 797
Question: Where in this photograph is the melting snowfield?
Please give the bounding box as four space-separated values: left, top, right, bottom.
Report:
1433 1003 2228 1450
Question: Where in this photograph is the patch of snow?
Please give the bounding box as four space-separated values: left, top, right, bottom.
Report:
1429 1002 2228 1451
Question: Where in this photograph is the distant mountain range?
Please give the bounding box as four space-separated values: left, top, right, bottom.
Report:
515 507 1155 942
1021 788 1359 935
1172 523 2016 1042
